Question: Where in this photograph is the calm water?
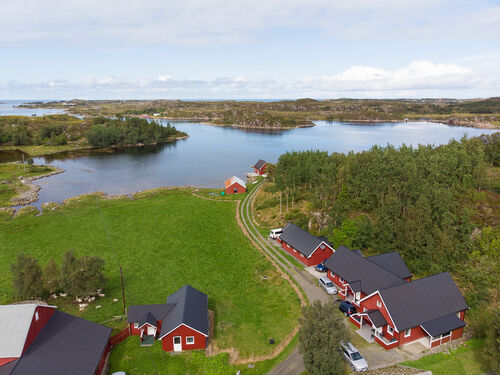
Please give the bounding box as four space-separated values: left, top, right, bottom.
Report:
8 120 495 209
0 100 65 116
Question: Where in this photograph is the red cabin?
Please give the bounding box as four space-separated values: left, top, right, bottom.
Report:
278 223 335 266
252 159 268 175
128 285 209 352
0 304 111 375
224 176 246 195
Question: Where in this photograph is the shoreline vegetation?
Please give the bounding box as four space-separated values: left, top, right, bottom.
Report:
21 97 500 130
0 114 188 157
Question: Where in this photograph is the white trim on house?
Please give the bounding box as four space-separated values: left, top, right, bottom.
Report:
306 241 334 259
358 291 399 333
158 323 209 340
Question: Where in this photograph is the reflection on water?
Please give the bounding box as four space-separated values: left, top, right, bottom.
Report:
1 120 497 209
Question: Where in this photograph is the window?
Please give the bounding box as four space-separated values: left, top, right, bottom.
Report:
442 331 451 338
404 329 411 337
376 300 381 308
35 311 39 321
186 336 195 345
363 307 367 312
320 244 325 249
457 312 461 318
134 323 139 328
340 277 344 283
300 254 305 258
387 325 394 335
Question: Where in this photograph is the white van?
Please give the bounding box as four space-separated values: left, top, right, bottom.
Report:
269 228 283 239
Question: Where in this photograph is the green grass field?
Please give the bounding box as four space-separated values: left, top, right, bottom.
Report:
401 339 487 375
0 189 301 370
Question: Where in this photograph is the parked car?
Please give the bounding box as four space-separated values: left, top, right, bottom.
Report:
340 342 368 372
338 301 357 316
315 263 327 272
318 277 337 295
269 228 283 239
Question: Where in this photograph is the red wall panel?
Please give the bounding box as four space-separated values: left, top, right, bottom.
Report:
161 325 206 352
22 306 56 354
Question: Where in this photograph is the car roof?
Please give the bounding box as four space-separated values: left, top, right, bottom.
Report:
319 276 331 282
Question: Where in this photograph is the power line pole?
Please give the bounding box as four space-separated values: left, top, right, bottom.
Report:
120 266 127 316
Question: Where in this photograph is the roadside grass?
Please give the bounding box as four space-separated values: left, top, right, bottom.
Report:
401 339 487 375
0 162 57 206
0 189 301 362
110 333 300 375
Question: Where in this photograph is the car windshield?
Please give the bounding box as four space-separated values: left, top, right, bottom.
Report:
351 352 362 360
326 282 334 287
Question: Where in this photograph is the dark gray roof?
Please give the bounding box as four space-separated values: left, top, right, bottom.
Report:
254 159 267 170
139 312 157 327
5 311 111 375
324 246 406 295
380 272 469 331
421 313 466 338
280 223 330 257
366 310 387 328
352 249 363 257
160 285 209 338
127 303 175 323
366 252 412 279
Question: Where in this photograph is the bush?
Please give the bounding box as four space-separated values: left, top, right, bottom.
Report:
299 301 349 375
11 253 44 299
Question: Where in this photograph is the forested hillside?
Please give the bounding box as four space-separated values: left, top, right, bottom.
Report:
258 132 499 354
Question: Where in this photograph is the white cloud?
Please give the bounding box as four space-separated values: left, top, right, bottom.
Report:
1 61 497 99
0 0 498 45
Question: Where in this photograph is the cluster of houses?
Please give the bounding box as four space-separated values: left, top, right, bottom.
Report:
277 222 469 350
0 285 209 375
224 159 268 195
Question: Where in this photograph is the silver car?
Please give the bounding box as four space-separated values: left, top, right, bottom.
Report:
318 276 337 295
340 342 368 372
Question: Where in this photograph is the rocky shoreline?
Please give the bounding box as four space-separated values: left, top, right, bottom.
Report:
10 166 65 206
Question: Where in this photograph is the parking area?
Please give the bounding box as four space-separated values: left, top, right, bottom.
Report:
304 265 326 279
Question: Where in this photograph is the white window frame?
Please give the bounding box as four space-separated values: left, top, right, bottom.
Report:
387 325 394 336
404 329 411 337
340 277 344 283
35 311 39 321
186 336 195 345
300 254 305 258
134 323 139 328
363 307 367 312
456 312 461 318
376 300 382 308
320 244 325 249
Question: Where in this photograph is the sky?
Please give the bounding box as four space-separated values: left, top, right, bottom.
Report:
0 0 499 100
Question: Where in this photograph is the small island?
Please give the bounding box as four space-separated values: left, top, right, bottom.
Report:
0 114 187 156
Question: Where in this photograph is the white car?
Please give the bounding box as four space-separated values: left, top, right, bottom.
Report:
318 276 337 295
340 342 368 372
269 228 283 239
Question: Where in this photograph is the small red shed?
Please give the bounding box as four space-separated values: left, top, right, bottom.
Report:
252 159 268 175
224 176 246 194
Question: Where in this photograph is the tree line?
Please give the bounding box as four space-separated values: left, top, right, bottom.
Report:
11 251 107 300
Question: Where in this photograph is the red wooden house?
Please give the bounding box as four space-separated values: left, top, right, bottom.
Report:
252 159 268 175
323 247 467 350
278 223 335 266
0 304 112 375
128 285 209 352
224 176 246 195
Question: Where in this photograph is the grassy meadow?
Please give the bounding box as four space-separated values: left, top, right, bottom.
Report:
0 188 301 367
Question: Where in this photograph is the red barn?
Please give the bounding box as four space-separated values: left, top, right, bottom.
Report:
224 176 246 195
0 304 111 375
128 285 209 352
323 247 467 350
252 159 268 175
278 223 335 266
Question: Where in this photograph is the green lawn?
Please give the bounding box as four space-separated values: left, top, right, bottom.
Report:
0 189 301 365
401 339 488 375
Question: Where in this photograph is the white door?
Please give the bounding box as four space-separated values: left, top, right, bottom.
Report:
173 336 182 352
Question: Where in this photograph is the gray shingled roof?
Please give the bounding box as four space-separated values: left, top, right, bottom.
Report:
254 159 267 170
5 310 112 375
366 310 387 328
421 313 466 338
323 246 406 295
159 285 209 338
280 223 329 257
366 252 412 279
127 303 174 324
379 272 468 332
139 312 158 327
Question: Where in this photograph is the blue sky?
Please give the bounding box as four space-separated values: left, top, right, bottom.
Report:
0 0 499 99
